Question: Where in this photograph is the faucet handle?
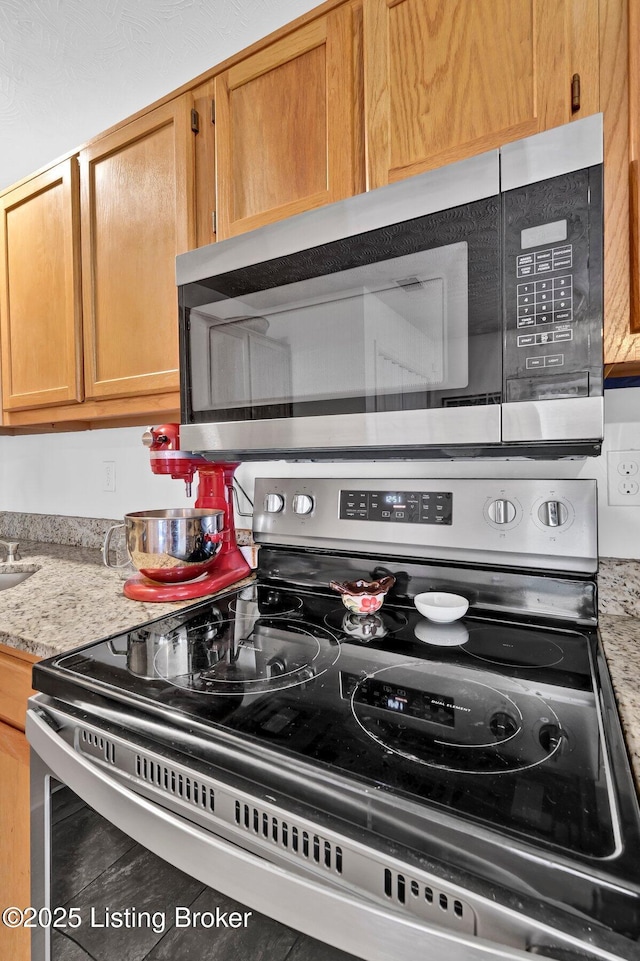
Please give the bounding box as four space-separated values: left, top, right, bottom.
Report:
0 541 20 563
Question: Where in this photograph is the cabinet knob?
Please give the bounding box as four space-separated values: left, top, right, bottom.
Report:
264 493 285 513
487 499 516 524
292 493 314 515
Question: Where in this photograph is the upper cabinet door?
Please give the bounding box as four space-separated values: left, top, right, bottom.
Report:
0 158 82 411
214 3 364 240
364 0 600 189
80 97 194 401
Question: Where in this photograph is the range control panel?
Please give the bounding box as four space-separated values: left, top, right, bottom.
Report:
339 489 452 525
253 478 598 574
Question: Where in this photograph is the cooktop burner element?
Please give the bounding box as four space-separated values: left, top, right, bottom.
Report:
228 589 303 617
153 618 341 696
463 626 565 669
348 663 563 774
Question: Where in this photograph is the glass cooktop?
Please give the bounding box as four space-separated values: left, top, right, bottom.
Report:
35 582 614 859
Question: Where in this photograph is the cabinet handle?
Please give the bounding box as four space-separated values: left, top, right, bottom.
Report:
191 108 200 134
571 73 581 113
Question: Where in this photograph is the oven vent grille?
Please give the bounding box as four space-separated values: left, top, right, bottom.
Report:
134 754 215 813
234 801 343 875
383 869 475 934
79 729 116 764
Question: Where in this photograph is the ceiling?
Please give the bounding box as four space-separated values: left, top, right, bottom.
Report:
0 0 319 191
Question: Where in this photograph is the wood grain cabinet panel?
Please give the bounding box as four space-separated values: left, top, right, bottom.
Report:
0 649 36 961
80 96 194 401
628 0 639 337
364 0 600 188
191 78 217 249
0 158 82 412
0 719 30 961
214 3 363 239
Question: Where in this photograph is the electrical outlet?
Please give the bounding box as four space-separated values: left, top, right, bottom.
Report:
102 461 116 493
607 451 640 505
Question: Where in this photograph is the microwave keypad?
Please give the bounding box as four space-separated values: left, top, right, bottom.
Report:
525 354 564 369
515 266 573 370
517 330 573 347
516 244 572 277
340 490 453 525
517 276 573 328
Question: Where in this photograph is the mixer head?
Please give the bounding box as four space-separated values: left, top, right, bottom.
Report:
142 424 208 496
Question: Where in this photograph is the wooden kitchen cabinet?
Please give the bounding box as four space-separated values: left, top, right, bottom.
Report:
1 95 195 427
0 157 83 414
80 96 194 403
0 647 37 961
213 1 364 240
600 0 636 370
363 0 600 188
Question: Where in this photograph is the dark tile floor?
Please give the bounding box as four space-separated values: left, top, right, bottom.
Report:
49 787 358 961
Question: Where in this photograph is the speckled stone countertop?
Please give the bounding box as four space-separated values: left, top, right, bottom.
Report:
0 540 253 660
598 613 640 789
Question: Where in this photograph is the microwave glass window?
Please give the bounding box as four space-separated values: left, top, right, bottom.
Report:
188 242 469 415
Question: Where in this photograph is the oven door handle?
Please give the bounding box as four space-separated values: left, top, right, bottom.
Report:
25 707 563 961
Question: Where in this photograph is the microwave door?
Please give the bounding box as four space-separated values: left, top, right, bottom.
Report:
181 229 502 458
181 217 502 457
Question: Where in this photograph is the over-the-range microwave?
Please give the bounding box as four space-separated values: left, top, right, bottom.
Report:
177 114 603 461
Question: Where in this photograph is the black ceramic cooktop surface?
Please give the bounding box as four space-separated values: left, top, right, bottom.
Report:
35 582 613 858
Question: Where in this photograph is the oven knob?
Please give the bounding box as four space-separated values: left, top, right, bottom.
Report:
487 499 516 524
292 493 314 515
538 723 565 754
489 711 519 740
538 500 568 527
264 493 285 513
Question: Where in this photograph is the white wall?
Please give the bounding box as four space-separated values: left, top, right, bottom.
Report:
0 0 325 190
1 388 639 557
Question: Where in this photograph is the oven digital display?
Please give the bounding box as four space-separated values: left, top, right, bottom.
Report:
339 489 452 525
340 672 455 727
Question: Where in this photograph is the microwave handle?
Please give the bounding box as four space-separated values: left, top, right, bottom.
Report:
27 707 534 961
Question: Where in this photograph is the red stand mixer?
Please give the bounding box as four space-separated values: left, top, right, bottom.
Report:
122 424 251 602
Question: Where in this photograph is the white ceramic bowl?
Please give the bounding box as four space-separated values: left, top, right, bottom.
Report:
414 592 469 623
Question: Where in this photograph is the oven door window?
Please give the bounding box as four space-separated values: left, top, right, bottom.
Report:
182 200 501 423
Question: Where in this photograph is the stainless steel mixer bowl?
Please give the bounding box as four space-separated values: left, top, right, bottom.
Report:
123 508 225 583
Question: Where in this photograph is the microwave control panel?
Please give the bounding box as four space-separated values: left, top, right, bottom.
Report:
502 166 603 405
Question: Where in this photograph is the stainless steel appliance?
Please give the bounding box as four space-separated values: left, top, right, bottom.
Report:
178 115 604 461
27 477 640 960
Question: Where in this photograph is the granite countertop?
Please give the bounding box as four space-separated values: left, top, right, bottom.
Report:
598 613 640 790
0 540 638 791
0 539 253 660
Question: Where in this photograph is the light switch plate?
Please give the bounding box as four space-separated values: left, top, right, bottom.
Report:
102 461 116 493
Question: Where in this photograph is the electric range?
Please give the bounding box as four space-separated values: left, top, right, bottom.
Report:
27 478 640 961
